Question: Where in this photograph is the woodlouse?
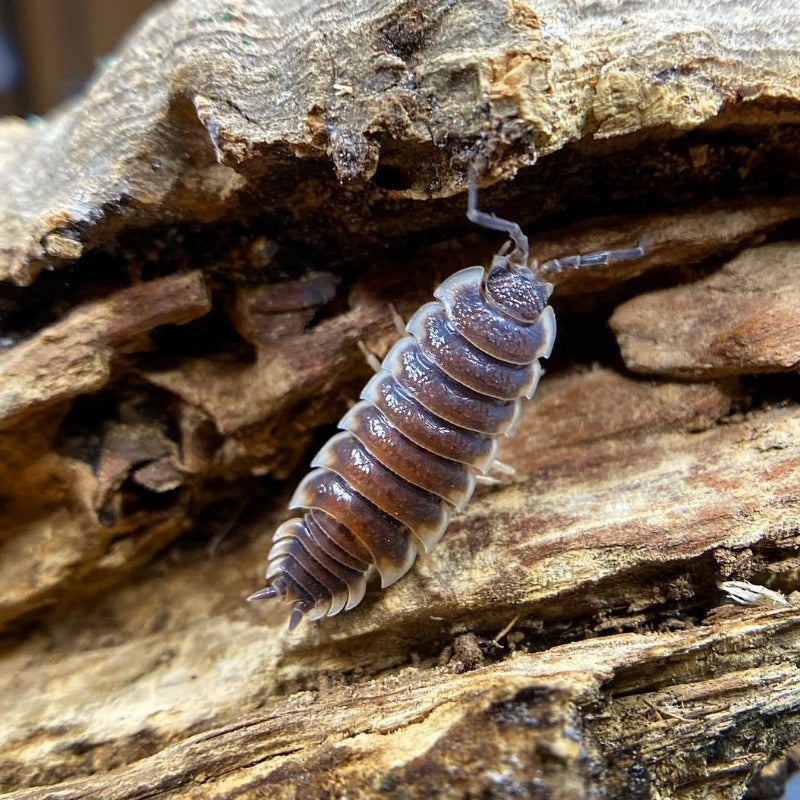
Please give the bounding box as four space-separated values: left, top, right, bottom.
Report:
249 173 645 629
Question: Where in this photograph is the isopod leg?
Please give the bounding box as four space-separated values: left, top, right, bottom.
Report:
414 548 454 597
389 303 406 336
488 459 517 478
357 340 382 373
474 459 524 488
357 306 407 373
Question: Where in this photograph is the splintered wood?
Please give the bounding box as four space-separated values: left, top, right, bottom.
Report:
1 0 800 798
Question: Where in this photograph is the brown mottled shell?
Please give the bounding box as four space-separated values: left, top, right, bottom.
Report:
252 255 556 629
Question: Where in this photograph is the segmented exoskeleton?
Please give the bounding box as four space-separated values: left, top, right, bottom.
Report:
249 173 645 629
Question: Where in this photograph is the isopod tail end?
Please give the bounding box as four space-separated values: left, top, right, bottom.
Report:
288 603 306 631
247 585 278 602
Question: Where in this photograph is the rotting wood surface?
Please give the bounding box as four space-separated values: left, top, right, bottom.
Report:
2 1 800 798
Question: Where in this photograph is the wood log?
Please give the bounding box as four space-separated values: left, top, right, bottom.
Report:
2 0 800 798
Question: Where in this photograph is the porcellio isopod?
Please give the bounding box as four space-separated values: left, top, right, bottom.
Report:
249 173 646 630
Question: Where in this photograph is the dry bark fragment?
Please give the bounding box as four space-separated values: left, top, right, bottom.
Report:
0 0 798 285
94 422 184 509
0 271 209 429
0 276 214 628
229 271 339 347
500 366 736 475
610 242 800 378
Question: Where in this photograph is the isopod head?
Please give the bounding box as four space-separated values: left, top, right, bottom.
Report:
484 255 553 323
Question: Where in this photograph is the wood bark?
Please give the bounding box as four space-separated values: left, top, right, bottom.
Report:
2 1 800 798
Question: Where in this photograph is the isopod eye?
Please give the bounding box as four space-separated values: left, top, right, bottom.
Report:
484 258 552 323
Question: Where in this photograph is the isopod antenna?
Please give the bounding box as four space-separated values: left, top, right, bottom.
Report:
538 232 650 278
466 167 529 268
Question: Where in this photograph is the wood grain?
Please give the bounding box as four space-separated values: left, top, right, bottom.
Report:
1 0 800 798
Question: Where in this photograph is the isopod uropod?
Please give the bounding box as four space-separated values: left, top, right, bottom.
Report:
249 171 645 629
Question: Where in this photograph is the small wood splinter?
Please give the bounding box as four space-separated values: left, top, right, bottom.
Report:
249 168 647 630
719 580 789 608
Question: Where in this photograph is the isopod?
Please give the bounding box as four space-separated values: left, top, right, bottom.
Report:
249 171 645 629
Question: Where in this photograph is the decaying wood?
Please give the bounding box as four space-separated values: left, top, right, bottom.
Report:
0 271 209 429
2 0 800 798
611 242 800 377
4 607 798 800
